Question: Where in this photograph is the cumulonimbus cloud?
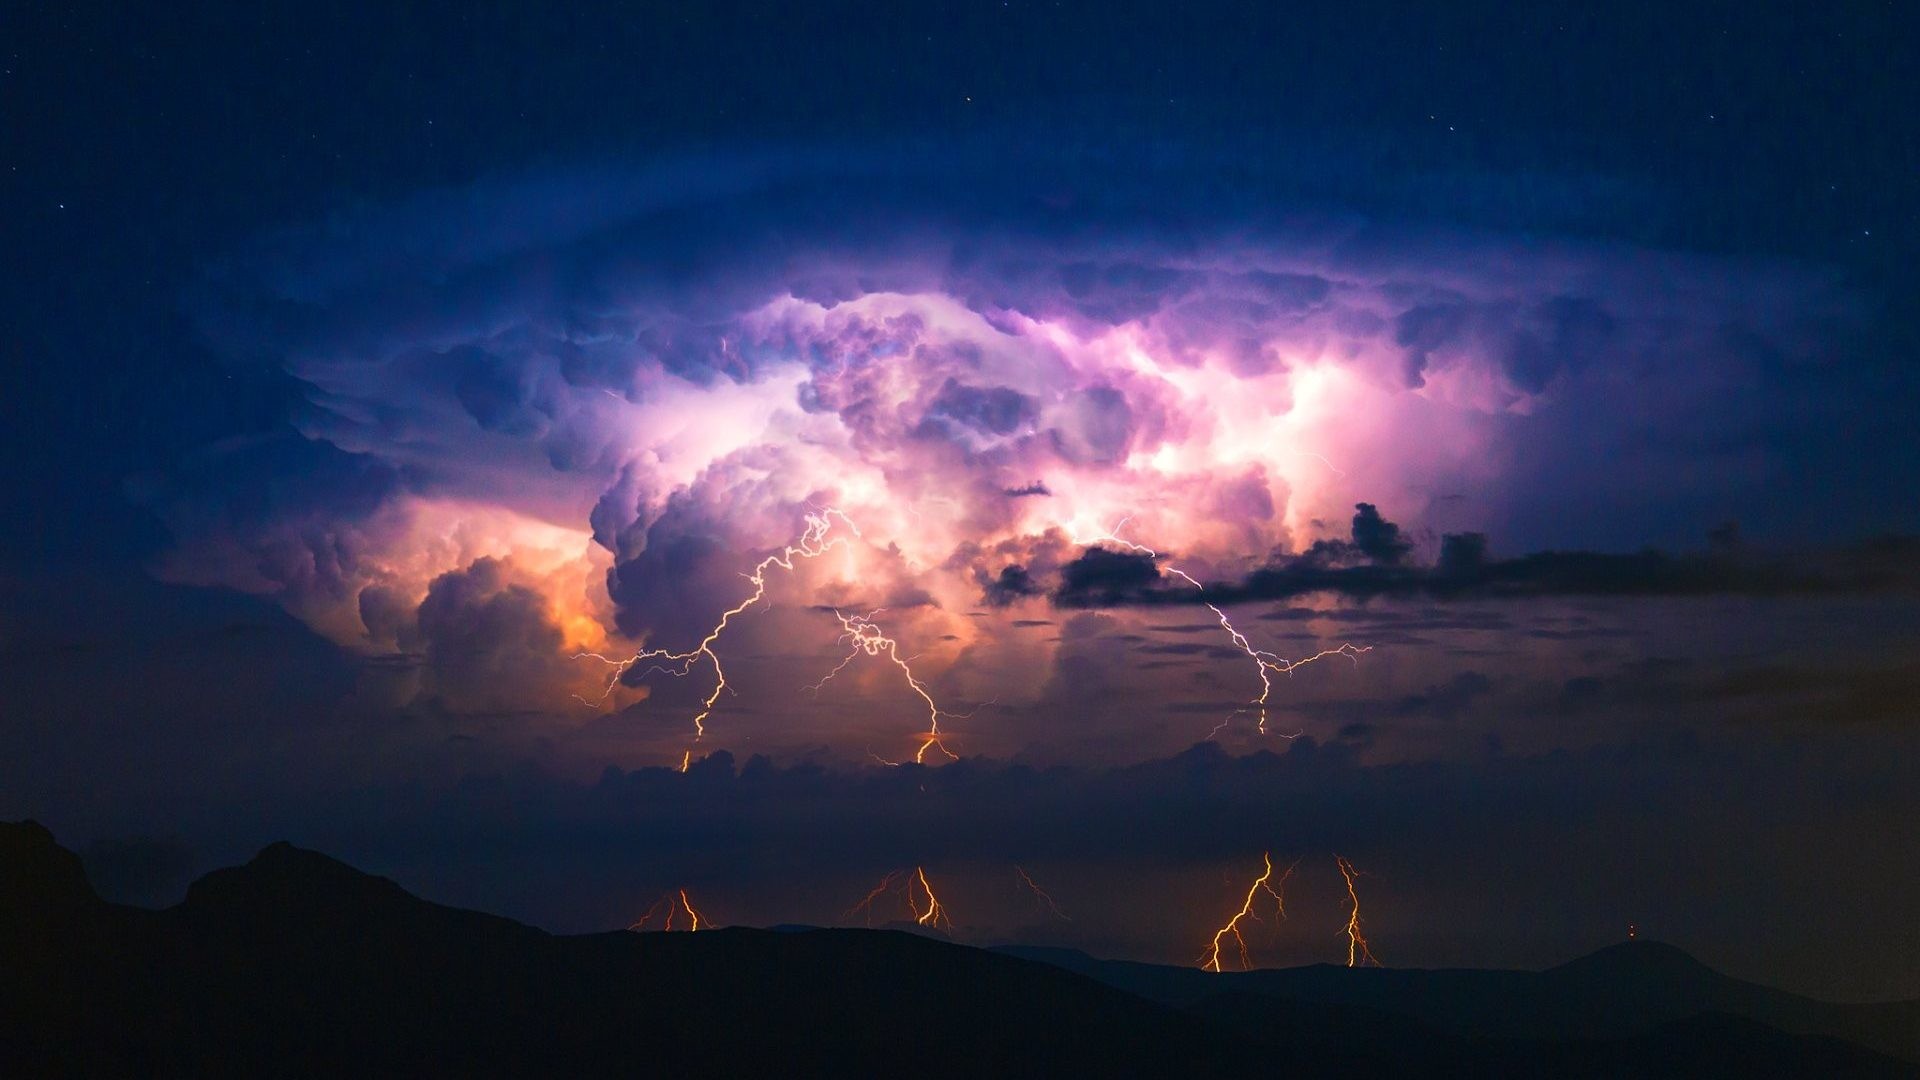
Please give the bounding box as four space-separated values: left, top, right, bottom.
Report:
144 140 1871 736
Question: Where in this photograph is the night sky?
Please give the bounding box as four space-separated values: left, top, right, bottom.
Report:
4 2 1917 1000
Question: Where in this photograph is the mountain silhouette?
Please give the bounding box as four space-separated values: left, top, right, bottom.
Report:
996 939 1919 1066
3 821 1910 1078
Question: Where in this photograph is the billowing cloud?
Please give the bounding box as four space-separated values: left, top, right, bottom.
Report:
142 142 1877 754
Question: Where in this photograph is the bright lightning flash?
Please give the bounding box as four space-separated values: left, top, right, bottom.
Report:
912 866 952 929
810 608 977 763
1198 852 1296 972
627 888 709 932
1336 855 1382 967
1073 518 1370 738
577 509 858 762
843 867 954 931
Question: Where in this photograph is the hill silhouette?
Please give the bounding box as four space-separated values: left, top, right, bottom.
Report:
3 821 1910 1078
995 940 1919 1066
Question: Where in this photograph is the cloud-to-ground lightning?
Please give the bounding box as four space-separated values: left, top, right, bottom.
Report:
1336 855 1382 967
810 608 983 763
912 866 952 929
844 870 908 926
1014 865 1071 921
628 889 709 932
576 509 858 760
1072 518 1370 738
1198 852 1296 972
843 867 954 931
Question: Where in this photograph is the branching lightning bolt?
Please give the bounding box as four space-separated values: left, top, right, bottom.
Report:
627 888 709 932
844 870 907 926
1198 852 1296 972
1073 518 1370 738
1014 865 1071 921
911 866 952 928
843 866 953 930
811 608 990 764
576 509 858 760
1336 855 1382 967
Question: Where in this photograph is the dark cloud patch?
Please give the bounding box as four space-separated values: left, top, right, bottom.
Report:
1350 502 1412 566
1054 547 1162 606
1285 504 1415 570
1393 296 1617 395
131 428 400 532
1393 302 1469 389
129 429 405 613
1058 506 1920 608
1222 543 1895 604
448 344 546 437
415 558 575 711
1055 260 1199 323
981 565 1044 607
357 584 417 647
1001 481 1051 498
1335 721 1376 747
1439 532 1490 575
925 379 1039 438
608 529 729 635
1503 296 1617 395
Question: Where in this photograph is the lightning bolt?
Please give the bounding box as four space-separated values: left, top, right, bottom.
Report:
1014 865 1071 921
1072 518 1370 738
842 866 953 931
1198 852 1296 972
1336 855 1382 967
627 888 709 932
811 608 989 764
911 866 952 929
627 895 671 931
1296 450 1347 478
576 508 858 758
844 870 908 926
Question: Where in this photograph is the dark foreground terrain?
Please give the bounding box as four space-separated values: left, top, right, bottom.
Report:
3 821 1912 1078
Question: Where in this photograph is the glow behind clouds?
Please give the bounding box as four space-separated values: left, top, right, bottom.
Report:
145 151 1858 761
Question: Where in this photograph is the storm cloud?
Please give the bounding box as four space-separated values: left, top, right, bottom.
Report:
117 140 1887 745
